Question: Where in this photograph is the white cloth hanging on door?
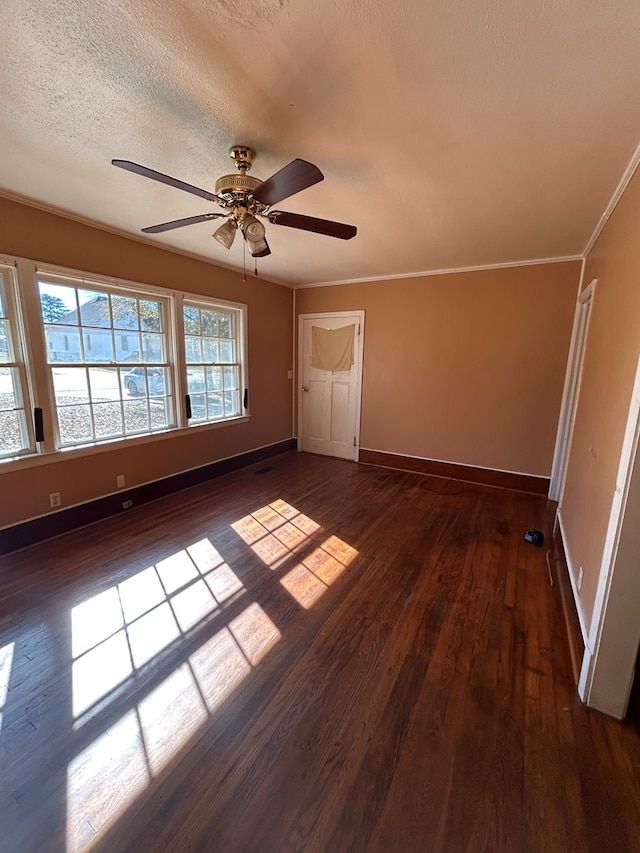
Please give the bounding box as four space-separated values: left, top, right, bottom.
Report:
311 324 355 372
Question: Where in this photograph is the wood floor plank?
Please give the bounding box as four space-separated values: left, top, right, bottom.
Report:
1 452 639 853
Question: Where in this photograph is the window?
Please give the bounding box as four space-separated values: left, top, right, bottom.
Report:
183 301 244 424
0 265 33 459
0 259 249 464
38 279 173 447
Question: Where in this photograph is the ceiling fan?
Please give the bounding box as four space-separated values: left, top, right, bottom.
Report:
112 146 357 259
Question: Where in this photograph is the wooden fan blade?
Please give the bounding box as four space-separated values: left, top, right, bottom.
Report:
253 159 323 206
268 210 357 240
112 159 221 203
142 213 224 233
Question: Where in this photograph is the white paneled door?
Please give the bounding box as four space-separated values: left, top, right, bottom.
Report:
298 312 364 460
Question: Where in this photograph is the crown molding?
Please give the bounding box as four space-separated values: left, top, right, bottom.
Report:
295 255 583 289
583 138 640 258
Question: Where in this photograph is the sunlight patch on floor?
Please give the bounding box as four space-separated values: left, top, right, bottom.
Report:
138 663 208 774
71 540 244 722
231 499 322 570
67 710 149 853
66 601 280 853
0 641 15 732
280 536 359 609
229 602 282 665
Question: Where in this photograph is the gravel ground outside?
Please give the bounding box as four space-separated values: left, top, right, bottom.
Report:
1 391 169 454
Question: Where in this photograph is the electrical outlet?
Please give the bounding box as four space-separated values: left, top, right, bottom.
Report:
49 492 61 508
287 369 293 380
122 499 133 510
116 474 126 489
577 566 584 591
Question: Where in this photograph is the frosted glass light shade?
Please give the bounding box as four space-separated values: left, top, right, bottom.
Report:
213 220 236 249
243 214 266 242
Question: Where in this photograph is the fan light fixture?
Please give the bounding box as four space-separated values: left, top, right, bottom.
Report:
213 219 236 249
242 213 266 243
248 237 270 257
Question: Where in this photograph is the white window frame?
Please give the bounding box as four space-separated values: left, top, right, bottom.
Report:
0 256 250 469
0 262 35 459
180 293 248 426
36 271 176 449
176 293 249 429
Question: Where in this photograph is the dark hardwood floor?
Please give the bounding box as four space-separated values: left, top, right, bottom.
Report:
1 452 639 852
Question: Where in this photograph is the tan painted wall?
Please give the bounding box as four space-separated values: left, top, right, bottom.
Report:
0 196 293 529
296 261 580 476
560 166 640 631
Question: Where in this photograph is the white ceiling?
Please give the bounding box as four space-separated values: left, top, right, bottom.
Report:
2 0 640 287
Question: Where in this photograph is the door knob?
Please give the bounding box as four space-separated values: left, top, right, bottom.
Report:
302 386 309 392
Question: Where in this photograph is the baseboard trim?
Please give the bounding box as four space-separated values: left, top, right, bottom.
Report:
358 449 549 494
0 439 296 555
552 513 586 686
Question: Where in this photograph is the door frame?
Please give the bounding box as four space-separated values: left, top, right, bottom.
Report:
297 311 365 462
578 352 640 716
549 279 596 502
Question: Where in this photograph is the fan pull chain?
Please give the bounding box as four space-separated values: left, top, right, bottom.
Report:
254 257 258 276
242 234 246 282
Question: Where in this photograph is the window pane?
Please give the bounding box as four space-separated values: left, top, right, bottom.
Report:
83 330 114 363
39 284 77 324
141 300 161 332
93 402 124 438
201 310 218 337
123 399 150 434
218 313 232 337
224 390 240 415
53 368 89 404
45 325 82 363
0 366 24 409
111 295 139 330
58 405 93 445
185 336 202 363
79 290 110 327
89 367 121 401
183 306 200 335
189 393 206 421
154 368 170 398
0 319 10 362
142 333 164 363
116 332 141 363
223 365 238 389
0 368 30 456
206 367 222 391
202 338 219 362
0 289 4 315
0 410 26 456
208 393 223 419
219 340 234 363
149 398 170 430
187 367 205 394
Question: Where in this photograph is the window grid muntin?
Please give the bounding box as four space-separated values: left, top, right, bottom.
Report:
39 278 174 448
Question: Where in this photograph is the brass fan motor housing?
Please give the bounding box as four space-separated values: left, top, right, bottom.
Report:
215 172 263 197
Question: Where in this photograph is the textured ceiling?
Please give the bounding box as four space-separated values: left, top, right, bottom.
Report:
2 0 640 286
